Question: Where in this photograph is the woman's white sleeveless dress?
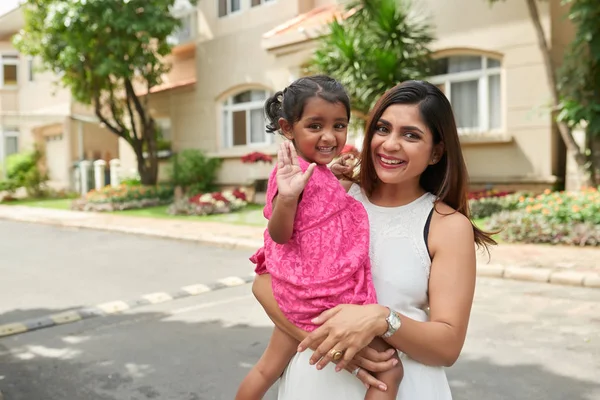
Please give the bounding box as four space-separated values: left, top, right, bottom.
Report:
277 184 453 399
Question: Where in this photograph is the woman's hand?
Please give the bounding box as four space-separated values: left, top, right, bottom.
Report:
330 153 355 179
298 304 389 371
276 141 315 200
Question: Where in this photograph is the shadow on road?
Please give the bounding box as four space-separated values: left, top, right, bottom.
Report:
0 307 274 400
449 355 600 400
0 306 598 400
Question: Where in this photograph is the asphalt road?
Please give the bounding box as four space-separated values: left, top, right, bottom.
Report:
0 221 599 400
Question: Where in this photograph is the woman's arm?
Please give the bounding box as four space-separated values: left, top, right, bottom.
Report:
300 210 476 370
252 274 397 388
382 211 476 366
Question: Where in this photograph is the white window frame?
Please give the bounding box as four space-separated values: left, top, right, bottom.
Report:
218 0 242 18
221 90 271 148
429 55 502 135
1 129 19 163
0 54 19 89
168 10 198 45
251 0 275 7
27 57 35 82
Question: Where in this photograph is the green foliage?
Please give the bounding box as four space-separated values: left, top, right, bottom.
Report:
485 188 600 245
0 147 49 197
13 0 196 184
557 0 600 184
487 211 600 246
14 0 187 105
85 184 173 204
170 149 222 195
558 0 600 135
309 0 434 119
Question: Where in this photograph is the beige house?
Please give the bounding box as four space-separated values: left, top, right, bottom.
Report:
1 0 576 192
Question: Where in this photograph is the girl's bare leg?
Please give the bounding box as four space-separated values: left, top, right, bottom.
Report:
235 326 298 400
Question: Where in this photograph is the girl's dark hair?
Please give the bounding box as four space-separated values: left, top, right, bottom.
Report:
264 75 351 134
359 80 496 250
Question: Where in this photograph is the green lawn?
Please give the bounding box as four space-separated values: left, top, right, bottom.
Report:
0 198 73 210
116 203 267 226
0 197 267 226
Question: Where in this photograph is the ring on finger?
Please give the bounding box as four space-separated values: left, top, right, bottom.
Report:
329 348 344 361
352 367 361 376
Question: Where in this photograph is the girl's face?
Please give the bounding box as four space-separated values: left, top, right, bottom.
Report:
280 96 349 165
370 103 443 187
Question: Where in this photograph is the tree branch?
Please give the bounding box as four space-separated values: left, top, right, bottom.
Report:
124 84 140 142
107 79 130 135
125 78 148 130
525 0 587 169
93 94 128 141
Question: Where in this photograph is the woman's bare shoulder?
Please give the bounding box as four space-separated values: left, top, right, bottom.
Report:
430 201 475 251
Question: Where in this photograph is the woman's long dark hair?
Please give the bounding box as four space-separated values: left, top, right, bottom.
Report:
359 80 496 249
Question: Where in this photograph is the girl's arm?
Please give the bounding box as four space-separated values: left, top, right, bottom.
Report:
267 196 299 244
299 209 477 369
268 142 315 244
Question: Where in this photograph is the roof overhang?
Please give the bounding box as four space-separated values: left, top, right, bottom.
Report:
0 6 23 40
261 4 355 55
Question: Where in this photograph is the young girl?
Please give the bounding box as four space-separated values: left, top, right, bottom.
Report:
235 75 404 400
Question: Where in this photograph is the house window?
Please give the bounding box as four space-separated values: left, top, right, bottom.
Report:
251 0 274 6
430 55 502 134
28 58 34 82
1 129 19 161
221 90 270 148
218 0 241 17
1 55 19 87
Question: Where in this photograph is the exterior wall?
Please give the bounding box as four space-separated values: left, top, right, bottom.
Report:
424 0 557 186
189 0 304 185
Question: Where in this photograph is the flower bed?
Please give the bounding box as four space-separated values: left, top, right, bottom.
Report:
167 188 249 216
469 191 526 219
71 184 173 212
241 152 273 164
486 188 600 246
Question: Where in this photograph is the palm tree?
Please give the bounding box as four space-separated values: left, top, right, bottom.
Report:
309 0 434 126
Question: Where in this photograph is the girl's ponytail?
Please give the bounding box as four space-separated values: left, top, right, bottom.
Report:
264 91 284 134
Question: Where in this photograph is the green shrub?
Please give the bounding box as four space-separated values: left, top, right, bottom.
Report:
485 187 600 246
170 149 222 195
487 210 600 246
513 188 600 225
469 192 532 219
1 147 49 197
85 184 173 204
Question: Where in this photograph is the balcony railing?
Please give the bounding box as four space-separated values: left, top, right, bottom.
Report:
168 11 198 46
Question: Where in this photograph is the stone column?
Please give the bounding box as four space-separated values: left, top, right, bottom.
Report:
109 158 121 187
79 160 92 196
93 159 106 190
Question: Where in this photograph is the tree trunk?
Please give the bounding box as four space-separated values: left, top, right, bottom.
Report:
524 0 592 186
133 121 159 186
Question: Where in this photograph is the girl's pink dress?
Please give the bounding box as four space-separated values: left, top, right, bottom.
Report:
251 157 376 331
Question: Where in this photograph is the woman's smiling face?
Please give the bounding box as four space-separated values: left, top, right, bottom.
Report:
370 103 442 187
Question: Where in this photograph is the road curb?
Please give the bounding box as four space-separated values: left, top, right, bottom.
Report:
0 209 598 290
476 264 600 289
0 274 256 339
0 211 263 250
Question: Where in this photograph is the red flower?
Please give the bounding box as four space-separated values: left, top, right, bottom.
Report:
241 152 273 164
232 189 247 201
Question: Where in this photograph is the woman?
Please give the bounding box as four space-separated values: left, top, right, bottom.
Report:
253 80 496 399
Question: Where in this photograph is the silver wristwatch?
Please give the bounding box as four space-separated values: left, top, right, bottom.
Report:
381 307 402 338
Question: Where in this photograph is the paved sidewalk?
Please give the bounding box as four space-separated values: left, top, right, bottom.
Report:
0 205 598 288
